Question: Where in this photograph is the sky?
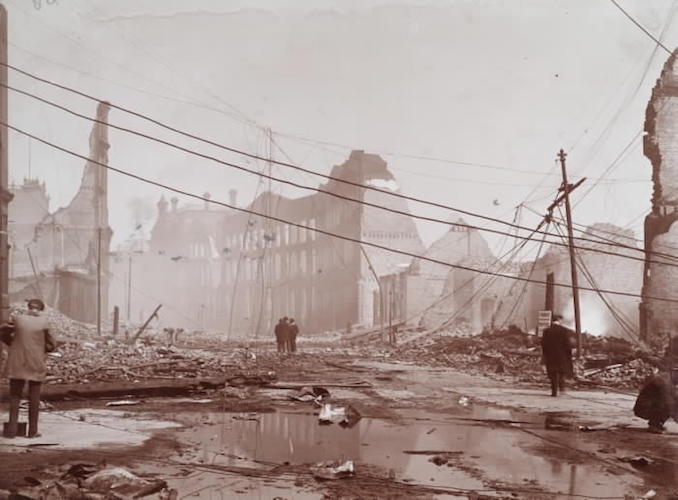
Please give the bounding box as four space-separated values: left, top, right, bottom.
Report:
6 0 678 257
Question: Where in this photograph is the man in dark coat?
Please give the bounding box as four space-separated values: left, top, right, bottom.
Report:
634 372 677 434
274 317 287 353
540 314 573 397
288 318 299 353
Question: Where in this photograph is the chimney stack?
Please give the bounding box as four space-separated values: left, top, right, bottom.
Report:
229 189 238 207
170 196 178 212
203 192 211 210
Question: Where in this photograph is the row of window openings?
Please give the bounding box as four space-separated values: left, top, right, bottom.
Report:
224 252 318 281
233 219 319 251
362 232 417 240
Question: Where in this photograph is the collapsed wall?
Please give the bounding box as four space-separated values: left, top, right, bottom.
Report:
640 49 678 340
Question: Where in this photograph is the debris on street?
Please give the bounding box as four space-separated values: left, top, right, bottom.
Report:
310 460 355 480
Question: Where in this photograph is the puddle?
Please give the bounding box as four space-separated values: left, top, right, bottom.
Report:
172 409 640 498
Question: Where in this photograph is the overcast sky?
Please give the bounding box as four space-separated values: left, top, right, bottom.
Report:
7 0 678 256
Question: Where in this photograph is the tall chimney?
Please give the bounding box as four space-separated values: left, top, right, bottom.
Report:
229 189 238 207
203 192 211 211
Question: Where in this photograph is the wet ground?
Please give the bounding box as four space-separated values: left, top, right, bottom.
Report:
1 357 677 498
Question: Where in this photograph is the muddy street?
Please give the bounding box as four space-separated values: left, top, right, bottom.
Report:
1 344 676 499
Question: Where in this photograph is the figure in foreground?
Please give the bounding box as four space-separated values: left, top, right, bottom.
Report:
540 314 573 397
3 299 55 438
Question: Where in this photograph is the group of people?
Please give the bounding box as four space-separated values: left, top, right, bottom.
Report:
541 313 678 434
163 326 185 346
1 298 54 438
274 317 299 353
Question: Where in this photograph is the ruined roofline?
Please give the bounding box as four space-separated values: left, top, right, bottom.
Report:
644 48 678 210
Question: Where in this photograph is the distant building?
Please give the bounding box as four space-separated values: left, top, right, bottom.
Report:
8 102 112 324
384 222 641 338
110 150 425 337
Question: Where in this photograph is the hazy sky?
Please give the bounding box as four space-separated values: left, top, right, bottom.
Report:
7 0 678 256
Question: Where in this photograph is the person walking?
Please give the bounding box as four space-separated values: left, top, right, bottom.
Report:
540 314 573 397
288 318 299 353
3 298 56 438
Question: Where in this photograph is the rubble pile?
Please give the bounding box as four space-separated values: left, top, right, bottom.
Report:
45 340 245 384
389 327 660 390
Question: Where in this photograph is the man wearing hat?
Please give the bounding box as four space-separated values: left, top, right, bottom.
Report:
540 313 574 397
3 298 55 438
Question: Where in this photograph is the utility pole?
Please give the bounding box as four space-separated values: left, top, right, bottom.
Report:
360 246 384 341
96 227 102 335
0 5 12 323
127 254 132 323
557 149 582 358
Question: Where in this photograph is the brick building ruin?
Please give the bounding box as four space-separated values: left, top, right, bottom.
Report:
109 150 425 337
640 48 678 340
8 102 112 323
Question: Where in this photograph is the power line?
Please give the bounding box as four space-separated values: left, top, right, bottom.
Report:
3 62 663 259
499 226 550 330
573 131 643 207
0 63 605 244
608 0 673 55
551 218 642 347
7 81 678 269
8 123 678 305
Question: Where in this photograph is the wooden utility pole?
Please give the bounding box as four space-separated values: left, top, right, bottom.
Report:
0 5 11 323
112 305 119 336
26 247 43 301
96 227 102 335
127 254 132 323
360 246 384 341
557 149 582 358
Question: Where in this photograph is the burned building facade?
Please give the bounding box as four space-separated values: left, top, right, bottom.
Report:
8 102 112 324
220 150 424 337
640 49 678 340
112 150 424 337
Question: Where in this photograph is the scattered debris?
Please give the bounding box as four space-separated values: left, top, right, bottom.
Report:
619 456 654 468
232 414 260 421
318 404 361 427
7 464 170 500
310 460 355 480
578 423 630 432
289 386 330 403
386 326 656 390
84 467 167 497
105 400 142 407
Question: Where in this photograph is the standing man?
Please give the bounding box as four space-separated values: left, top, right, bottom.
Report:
540 314 573 397
274 317 287 353
3 298 55 438
288 318 299 353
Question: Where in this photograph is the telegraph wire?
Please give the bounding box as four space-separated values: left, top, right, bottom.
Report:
432 233 539 333
573 131 643 207
608 0 674 55
9 123 678 305
0 63 622 247
16 191 205 329
498 227 550 330
7 82 678 270
1 62 662 257
551 218 643 347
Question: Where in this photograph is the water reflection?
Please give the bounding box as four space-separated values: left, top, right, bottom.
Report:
183 410 638 498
